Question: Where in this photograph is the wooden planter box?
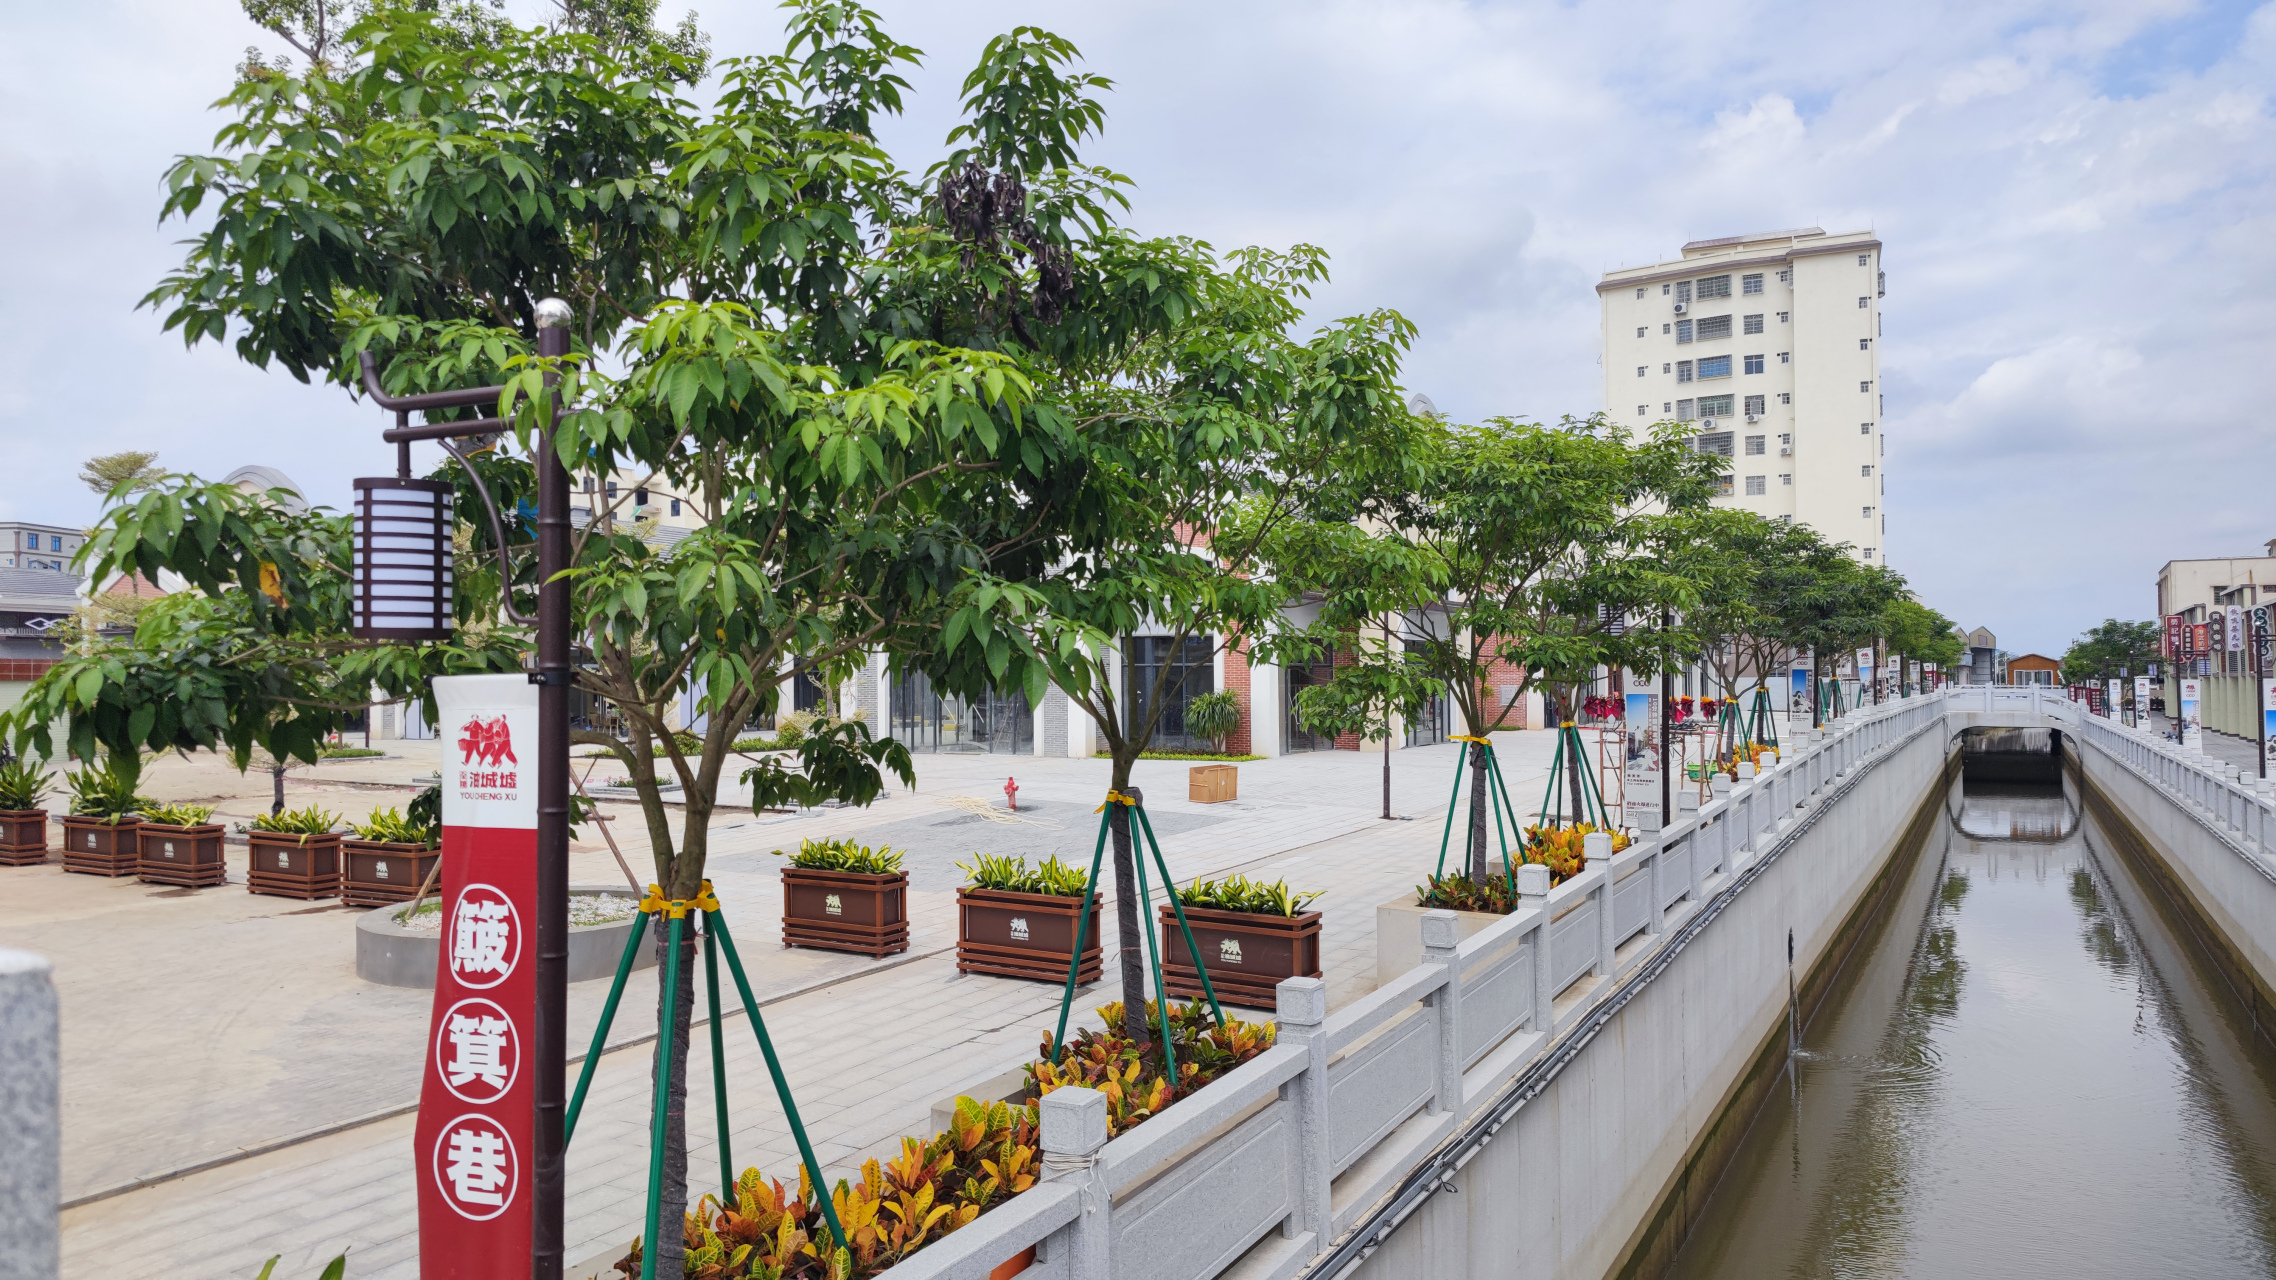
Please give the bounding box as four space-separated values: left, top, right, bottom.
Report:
247 831 344 900
956 887 1102 985
0 809 48 866
1158 903 1323 1010
1188 764 1238 804
60 815 143 877
137 822 228 887
781 867 908 958
341 840 443 907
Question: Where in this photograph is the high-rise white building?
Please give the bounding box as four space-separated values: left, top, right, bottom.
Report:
1599 227 1886 563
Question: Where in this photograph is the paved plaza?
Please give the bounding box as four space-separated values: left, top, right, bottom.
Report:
0 722 1793 1278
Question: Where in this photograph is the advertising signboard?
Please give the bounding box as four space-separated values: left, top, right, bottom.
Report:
2229 604 2247 653
1623 691 1662 831
2107 679 2122 719
2180 678 2203 747
2136 676 2153 729
415 674 541 1278
2265 679 2276 768
2166 614 2185 657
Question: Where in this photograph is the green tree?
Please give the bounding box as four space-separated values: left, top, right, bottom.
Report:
9 6 1238 1270
78 451 165 498
2061 619 2160 686
1882 597 1964 690
1259 415 1718 879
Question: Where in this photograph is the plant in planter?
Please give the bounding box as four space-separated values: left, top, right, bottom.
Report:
1182 691 1242 755
247 804 344 899
59 761 148 877
342 805 443 907
0 759 52 866
1414 870 1518 914
954 854 1100 984
615 1096 1042 1280
1028 999 1276 1137
137 800 227 887
1519 821 1627 885
776 838 909 958
1157 875 1324 1009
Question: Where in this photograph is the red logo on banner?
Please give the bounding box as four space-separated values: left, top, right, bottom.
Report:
459 715 520 767
433 1111 521 1221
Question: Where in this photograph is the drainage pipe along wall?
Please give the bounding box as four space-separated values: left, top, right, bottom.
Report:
1343 713 1955 1280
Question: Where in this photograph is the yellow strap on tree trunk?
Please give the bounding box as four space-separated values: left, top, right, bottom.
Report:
1093 790 1140 812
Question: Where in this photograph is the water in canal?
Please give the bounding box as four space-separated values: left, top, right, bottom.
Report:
1666 760 2276 1278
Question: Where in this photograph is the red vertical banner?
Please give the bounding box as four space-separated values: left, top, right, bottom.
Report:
2166 614 2184 658
417 674 540 1276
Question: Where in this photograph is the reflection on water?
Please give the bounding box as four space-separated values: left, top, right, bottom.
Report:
1664 772 2276 1279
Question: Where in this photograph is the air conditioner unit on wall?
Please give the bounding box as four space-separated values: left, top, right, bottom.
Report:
1779 445 1793 456
1746 413 1759 422
1672 302 1687 314
1700 417 1715 428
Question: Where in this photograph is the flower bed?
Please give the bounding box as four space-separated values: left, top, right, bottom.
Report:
613 1097 1041 1280
1413 823 1629 912
1029 999 1276 1137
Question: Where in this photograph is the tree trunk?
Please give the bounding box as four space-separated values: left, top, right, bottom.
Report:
1563 690 1585 827
1108 768 1150 1048
271 765 286 816
649 917 698 1279
1467 740 1489 882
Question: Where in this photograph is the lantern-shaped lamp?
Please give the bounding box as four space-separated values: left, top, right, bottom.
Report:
352 477 455 641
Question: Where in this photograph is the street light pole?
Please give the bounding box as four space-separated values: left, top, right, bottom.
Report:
531 300 573 1280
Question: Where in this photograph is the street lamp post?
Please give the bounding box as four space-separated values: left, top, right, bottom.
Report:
356 301 574 1280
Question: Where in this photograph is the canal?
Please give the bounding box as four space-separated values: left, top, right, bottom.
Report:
1665 755 2276 1277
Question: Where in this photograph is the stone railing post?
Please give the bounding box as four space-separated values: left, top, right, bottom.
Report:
1275 977 1333 1244
0 949 59 1280
1520 864 1553 1030
1039 1087 1112 1276
1420 911 1463 1113
1588 833 1617 975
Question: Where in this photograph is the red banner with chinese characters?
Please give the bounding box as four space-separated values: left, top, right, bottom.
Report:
416 674 540 1276
2166 614 2185 658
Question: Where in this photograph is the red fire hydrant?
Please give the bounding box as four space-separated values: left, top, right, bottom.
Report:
1003 776 1019 812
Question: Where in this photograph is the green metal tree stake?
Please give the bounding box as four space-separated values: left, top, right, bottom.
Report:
640 911 686 1280
565 909 649 1144
1132 802 1228 1030
704 923 733 1205
1049 802 1119 1066
706 904 848 1252
1432 745 1470 878
1129 817 1180 1086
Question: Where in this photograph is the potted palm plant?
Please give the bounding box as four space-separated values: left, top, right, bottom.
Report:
58 762 146 877
776 837 908 958
138 801 227 887
246 805 343 899
341 805 442 907
1158 874 1323 1009
955 854 1101 984
0 759 51 867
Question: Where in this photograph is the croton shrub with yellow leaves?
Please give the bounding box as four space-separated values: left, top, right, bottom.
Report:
1026 999 1277 1137
1520 822 1630 885
613 1097 1039 1280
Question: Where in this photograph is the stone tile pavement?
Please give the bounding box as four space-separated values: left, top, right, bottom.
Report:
21 722 1747 1278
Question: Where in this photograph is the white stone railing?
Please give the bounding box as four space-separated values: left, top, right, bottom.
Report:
2070 704 2276 868
878 690 1954 1280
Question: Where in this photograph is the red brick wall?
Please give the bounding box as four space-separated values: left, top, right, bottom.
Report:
1222 637 1253 755
0 659 58 681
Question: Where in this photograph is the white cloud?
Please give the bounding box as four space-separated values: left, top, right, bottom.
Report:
3 0 2275 655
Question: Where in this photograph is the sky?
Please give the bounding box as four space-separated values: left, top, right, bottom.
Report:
3 0 2272 657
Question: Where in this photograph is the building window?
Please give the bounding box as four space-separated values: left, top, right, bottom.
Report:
1663 363 1671 373
1677 361 1694 383
1858 254 1871 266
1126 635 1218 752
1745 475 1766 496
583 477 596 493
1637 327 1647 338
1714 475 1734 497
1698 394 1735 418
1777 310 1790 323
1745 435 1766 455
1862 548 1874 560
1662 283 1672 295
1780 474 1792 485
1743 313 1764 335
1743 273 1764 295
1638 405 1648 416
1676 399 1696 421
1696 275 1732 299
1636 287 1647 298
669 498 682 516
1675 281 1692 304
1637 366 1647 377
1861 422 1873 433
633 488 649 506
1663 402 1672 413
1858 297 1869 308
1676 319 1694 343
1863 506 1875 518
1662 323 1671 334
1861 465 1874 477
605 481 618 499
1779 392 1791 404
1698 355 1731 379
1744 354 1765 374
1744 395 1766 415
1778 352 1790 363
51 536 64 551
1859 338 1871 349
1696 315 1732 341
1860 380 1872 392
1777 269 1791 284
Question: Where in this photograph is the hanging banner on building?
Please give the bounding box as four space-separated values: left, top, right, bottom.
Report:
2228 604 2246 653
2135 676 2153 729
2180 678 2203 745
1622 691 1662 830
2165 614 2185 657
2192 623 2210 656
415 673 540 1278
